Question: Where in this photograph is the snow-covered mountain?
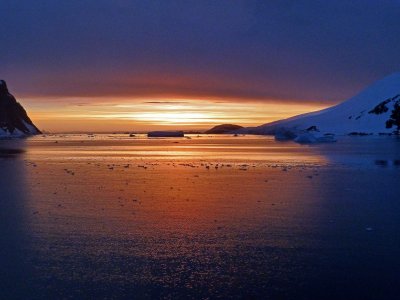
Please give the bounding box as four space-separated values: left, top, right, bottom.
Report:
0 80 41 137
243 73 400 136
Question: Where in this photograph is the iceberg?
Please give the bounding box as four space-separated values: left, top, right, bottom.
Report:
147 131 184 137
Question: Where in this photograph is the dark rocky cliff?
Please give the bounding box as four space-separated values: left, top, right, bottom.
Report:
0 80 41 136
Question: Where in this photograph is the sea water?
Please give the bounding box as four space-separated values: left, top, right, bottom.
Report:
0 134 399 299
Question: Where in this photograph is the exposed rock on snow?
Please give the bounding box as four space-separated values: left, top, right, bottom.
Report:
385 100 400 134
241 73 400 136
0 80 41 137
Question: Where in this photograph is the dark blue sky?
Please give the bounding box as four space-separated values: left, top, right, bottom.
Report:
1 0 400 103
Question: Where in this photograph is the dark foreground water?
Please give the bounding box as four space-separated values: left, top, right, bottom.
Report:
0 135 399 299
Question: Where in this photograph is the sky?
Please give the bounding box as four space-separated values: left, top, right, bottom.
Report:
1 0 400 132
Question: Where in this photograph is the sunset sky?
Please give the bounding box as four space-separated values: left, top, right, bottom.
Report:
1 0 400 132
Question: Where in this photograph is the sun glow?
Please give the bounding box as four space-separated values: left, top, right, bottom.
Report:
129 112 213 123
24 97 329 132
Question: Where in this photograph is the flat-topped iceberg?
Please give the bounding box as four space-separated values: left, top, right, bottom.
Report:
147 131 184 137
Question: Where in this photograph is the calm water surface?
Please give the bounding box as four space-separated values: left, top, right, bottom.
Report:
1 134 400 299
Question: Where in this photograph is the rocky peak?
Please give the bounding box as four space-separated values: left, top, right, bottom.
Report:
0 80 9 95
0 80 41 137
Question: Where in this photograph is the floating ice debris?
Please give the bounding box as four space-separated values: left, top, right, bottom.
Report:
294 132 337 144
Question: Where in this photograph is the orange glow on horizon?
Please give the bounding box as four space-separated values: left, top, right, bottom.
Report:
23 96 329 133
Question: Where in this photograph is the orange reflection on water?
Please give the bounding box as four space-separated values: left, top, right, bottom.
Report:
23 135 327 254
25 134 328 163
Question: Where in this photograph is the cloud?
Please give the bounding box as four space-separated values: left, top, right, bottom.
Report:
1 0 400 104
143 101 189 104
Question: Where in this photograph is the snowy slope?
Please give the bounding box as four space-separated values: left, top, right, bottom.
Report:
246 73 400 135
